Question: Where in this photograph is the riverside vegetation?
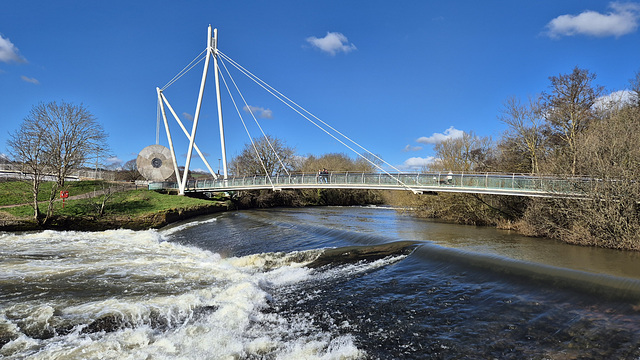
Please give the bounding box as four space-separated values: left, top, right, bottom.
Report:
384 67 640 251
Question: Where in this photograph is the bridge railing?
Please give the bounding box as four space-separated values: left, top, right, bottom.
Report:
177 171 590 196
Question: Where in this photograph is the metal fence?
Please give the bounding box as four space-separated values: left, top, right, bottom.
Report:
0 163 116 181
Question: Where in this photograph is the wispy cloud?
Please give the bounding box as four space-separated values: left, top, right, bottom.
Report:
306 32 357 56
545 2 640 38
182 112 194 121
20 75 39 84
243 105 273 119
403 144 423 152
0 34 26 63
416 126 464 145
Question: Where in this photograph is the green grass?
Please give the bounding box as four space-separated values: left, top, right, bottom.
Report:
0 180 110 206
1 188 222 218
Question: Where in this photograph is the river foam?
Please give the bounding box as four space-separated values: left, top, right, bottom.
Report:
0 228 375 359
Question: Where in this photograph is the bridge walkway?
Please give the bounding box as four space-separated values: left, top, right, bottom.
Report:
150 172 587 198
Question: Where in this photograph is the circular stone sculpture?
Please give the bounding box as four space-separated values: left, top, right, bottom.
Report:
136 145 175 181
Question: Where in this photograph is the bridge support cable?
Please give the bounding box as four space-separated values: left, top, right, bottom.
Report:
217 56 292 177
158 91 218 180
217 50 421 193
160 49 207 92
216 65 277 190
156 100 161 145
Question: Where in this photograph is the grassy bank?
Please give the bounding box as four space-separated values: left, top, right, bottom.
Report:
0 180 230 231
0 180 112 206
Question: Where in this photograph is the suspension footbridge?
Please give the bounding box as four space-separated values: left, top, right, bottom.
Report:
147 171 587 198
145 26 586 199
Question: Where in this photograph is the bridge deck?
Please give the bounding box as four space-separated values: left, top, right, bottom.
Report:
150 172 587 198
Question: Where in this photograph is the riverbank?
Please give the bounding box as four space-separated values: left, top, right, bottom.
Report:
0 182 384 232
0 184 232 232
0 202 230 232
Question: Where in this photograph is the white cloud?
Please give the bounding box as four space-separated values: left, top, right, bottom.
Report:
306 32 357 56
182 112 194 121
106 156 122 165
545 2 640 38
20 75 39 85
0 34 26 63
594 90 636 111
401 156 435 170
243 105 273 119
403 144 423 152
416 126 464 145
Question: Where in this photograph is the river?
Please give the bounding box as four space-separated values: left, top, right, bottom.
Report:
1 206 639 359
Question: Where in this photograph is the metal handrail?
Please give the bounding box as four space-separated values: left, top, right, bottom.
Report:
162 171 590 198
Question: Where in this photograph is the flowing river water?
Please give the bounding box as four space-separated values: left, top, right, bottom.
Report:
1 206 640 359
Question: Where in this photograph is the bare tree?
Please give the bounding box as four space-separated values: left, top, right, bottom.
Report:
499 95 545 174
120 159 142 182
7 101 108 224
630 69 640 108
542 66 603 175
7 119 47 221
430 131 492 172
300 152 377 173
230 135 296 176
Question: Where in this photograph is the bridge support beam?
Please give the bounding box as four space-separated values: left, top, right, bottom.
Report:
157 25 229 195
213 28 228 180
180 26 213 194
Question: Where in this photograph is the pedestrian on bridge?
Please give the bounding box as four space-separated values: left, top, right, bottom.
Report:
318 169 329 183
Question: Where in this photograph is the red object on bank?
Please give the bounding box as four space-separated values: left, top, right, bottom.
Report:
60 191 69 208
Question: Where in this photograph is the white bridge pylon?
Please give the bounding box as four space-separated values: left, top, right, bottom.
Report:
156 25 422 196
156 25 227 195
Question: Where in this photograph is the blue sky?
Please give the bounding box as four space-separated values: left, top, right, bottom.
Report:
2 1 640 174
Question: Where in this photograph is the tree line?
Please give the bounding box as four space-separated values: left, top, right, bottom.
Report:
401 66 640 250
226 134 383 208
